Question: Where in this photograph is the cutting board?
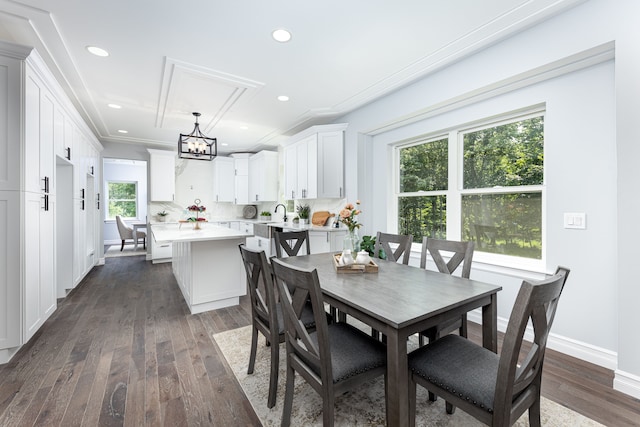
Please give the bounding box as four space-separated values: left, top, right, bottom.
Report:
311 211 334 226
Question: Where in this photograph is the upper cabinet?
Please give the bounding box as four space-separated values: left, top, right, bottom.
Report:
148 149 175 201
248 151 278 203
212 156 235 203
284 123 347 200
231 153 250 205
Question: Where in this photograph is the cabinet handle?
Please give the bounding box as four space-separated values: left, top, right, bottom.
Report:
81 200 85 211
42 176 49 193
81 188 85 199
65 147 71 160
255 194 258 201
292 190 295 199
42 194 49 211
90 166 94 175
258 239 262 247
339 187 342 197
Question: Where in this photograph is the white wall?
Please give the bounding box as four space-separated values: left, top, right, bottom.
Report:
335 0 640 397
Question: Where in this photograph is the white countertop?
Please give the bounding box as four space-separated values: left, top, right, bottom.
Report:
151 223 253 243
268 222 345 232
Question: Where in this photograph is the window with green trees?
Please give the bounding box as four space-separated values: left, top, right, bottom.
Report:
107 181 138 219
397 112 544 260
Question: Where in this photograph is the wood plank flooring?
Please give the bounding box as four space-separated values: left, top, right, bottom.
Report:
0 256 639 426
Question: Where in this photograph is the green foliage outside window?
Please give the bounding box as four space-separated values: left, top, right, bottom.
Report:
107 181 138 219
397 115 544 259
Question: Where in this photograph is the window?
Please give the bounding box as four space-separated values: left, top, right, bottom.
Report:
106 181 138 219
397 112 544 261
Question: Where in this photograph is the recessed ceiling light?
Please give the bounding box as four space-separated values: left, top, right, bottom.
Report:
221 143 229 146
277 95 289 102
272 29 292 43
117 129 128 134
86 46 109 57
239 125 249 130
108 103 122 109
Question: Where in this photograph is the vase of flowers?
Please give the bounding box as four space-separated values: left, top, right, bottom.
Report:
187 199 206 230
339 200 362 255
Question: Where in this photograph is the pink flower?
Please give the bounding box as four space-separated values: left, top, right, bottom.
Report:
345 203 355 210
340 209 351 219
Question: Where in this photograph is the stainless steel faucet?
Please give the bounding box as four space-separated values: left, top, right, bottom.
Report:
274 203 287 222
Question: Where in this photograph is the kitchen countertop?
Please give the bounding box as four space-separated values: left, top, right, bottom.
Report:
151 223 253 243
266 222 346 232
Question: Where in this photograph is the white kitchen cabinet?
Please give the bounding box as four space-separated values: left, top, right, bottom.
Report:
284 124 347 200
0 43 103 364
309 230 347 254
151 225 173 263
231 153 250 205
213 156 235 202
248 150 278 203
245 236 273 257
284 135 317 200
148 149 176 201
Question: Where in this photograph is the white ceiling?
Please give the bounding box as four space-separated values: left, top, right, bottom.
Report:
0 0 584 154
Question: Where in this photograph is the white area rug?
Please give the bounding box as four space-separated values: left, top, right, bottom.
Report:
105 244 146 258
214 325 603 427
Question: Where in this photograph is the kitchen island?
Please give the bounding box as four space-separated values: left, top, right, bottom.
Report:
151 223 253 314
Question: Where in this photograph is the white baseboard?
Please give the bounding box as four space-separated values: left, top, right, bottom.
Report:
614 370 640 399
467 311 617 370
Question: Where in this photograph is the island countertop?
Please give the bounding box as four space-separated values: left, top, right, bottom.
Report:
151 223 253 243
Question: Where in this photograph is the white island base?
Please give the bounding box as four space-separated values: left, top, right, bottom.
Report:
152 224 250 314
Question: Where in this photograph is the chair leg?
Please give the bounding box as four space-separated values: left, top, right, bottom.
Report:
445 401 456 414
247 326 258 375
428 391 437 402
267 337 279 408
281 362 295 427
120 240 125 251
322 389 335 427
460 313 468 338
529 397 542 427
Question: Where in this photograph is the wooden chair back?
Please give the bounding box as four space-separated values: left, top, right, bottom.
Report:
274 230 311 258
493 268 569 424
374 231 413 264
421 237 475 278
238 244 278 343
270 257 332 389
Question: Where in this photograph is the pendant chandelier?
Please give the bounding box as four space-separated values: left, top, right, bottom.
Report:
178 112 217 161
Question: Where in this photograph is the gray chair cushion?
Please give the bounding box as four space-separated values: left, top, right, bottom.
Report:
310 322 386 384
408 334 499 413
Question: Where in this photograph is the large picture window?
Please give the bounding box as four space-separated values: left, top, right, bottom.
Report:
397 112 544 261
106 181 138 219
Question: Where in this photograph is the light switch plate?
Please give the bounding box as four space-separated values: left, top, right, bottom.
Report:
564 212 586 229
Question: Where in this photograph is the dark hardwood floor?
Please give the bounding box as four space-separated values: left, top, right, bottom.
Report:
0 256 638 426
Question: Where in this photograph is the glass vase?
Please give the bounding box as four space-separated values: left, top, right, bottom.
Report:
343 229 361 256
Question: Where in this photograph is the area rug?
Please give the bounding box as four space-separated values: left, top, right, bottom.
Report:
214 325 603 427
105 244 147 258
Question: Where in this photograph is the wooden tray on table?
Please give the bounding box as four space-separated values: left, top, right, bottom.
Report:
332 253 379 273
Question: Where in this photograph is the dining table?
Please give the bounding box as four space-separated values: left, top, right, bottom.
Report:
279 252 502 427
131 221 147 250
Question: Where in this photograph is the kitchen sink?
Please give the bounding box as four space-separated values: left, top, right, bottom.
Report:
253 223 283 239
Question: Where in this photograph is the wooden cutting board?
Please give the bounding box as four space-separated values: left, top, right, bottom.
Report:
311 211 334 226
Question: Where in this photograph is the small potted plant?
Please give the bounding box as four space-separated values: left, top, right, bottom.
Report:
296 204 310 225
157 210 168 222
259 211 272 221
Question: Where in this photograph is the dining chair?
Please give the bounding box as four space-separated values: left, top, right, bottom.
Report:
373 231 413 264
115 215 146 251
238 244 324 409
419 237 475 346
270 257 387 427
408 267 570 427
274 230 311 258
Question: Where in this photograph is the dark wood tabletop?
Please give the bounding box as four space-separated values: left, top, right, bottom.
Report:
280 252 502 427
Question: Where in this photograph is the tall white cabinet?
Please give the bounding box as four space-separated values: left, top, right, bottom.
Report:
284 123 348 200
0 42 103 363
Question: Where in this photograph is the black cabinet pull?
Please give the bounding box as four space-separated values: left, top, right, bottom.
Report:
66 147 71 160
81 188 85 199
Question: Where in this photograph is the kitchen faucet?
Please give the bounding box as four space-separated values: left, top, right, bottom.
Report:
274 203 288 222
